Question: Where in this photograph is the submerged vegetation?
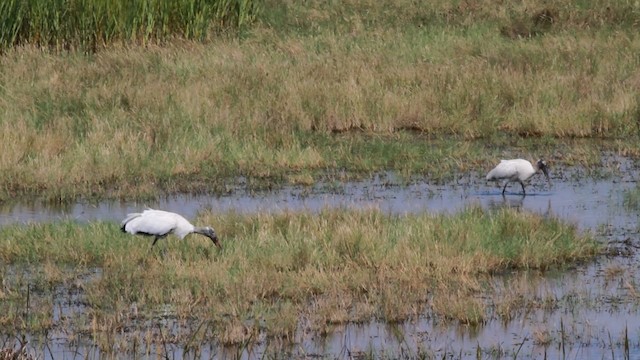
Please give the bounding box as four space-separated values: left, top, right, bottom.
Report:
0 207 599 347
0 1 639 200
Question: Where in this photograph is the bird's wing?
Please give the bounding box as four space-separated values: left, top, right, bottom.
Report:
121 208 158 229
487 160 514 179
123 210 178 236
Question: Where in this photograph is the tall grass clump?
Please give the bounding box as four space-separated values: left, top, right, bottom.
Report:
623 186 640 210
0 0 259 51
0 207 600 342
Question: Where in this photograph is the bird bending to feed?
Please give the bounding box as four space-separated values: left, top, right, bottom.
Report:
486 159 550 195
121 209 221 249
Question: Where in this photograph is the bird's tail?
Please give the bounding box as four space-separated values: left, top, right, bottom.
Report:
120 213 142 233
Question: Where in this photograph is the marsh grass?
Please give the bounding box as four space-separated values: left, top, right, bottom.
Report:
623 186 640 211
0 0 259 51
0 1 640 200
0 207 599 346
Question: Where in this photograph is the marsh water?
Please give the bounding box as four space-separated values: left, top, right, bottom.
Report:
2 156 640 359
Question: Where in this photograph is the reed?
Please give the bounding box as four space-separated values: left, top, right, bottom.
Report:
0 0 259 51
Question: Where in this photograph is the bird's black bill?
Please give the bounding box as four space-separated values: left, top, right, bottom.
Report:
211 236 222 250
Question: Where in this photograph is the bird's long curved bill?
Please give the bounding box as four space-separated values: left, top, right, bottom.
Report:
212 237 222 249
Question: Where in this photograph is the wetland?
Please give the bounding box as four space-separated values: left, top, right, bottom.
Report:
1 156 640 359
2 0 640 358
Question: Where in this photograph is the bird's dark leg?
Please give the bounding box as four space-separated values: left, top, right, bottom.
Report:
152 236 160 247
519 181 526 195
502 182 509 195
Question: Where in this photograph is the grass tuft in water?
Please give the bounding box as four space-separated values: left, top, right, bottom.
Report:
623 186 640 211
0 207 599 345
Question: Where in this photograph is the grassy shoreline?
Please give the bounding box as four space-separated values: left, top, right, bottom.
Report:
0 207 599 345
1 1 640 200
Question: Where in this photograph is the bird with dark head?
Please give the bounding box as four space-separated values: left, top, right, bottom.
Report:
196 226 219 247
121 209 221 249
486 158 551 195
536 159 550 179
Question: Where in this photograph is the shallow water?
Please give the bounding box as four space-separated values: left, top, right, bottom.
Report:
0 170 635 231
2 159 640 359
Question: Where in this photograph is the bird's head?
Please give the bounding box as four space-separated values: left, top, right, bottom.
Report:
537 159 551 183
201 227 221 249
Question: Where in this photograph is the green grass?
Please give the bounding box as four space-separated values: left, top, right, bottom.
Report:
0 207 599 345
0 0 259 51
0 0 639 200
623 185 640 210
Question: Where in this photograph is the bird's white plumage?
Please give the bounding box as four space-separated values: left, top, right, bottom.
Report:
121 208 221 249
121 209 194 239
486 158 550 195
486 159 536 182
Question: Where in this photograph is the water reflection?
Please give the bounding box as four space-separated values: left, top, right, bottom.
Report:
486 193 525 211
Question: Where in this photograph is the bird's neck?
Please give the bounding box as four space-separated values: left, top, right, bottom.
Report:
176 224 195 239
193 226 208 235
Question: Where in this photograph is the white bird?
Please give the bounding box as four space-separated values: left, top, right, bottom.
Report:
486 159 550 195
121 209 221 249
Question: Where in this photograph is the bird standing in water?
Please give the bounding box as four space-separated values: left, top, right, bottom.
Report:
486 159 550 195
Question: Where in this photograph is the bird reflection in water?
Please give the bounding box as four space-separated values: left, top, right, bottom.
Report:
487 193 525 211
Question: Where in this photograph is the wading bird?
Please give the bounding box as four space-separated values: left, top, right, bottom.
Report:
121 209 221 249
486 159 550 195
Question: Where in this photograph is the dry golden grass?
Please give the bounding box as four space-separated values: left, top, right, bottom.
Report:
0 1 638 199
533 327 553 346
